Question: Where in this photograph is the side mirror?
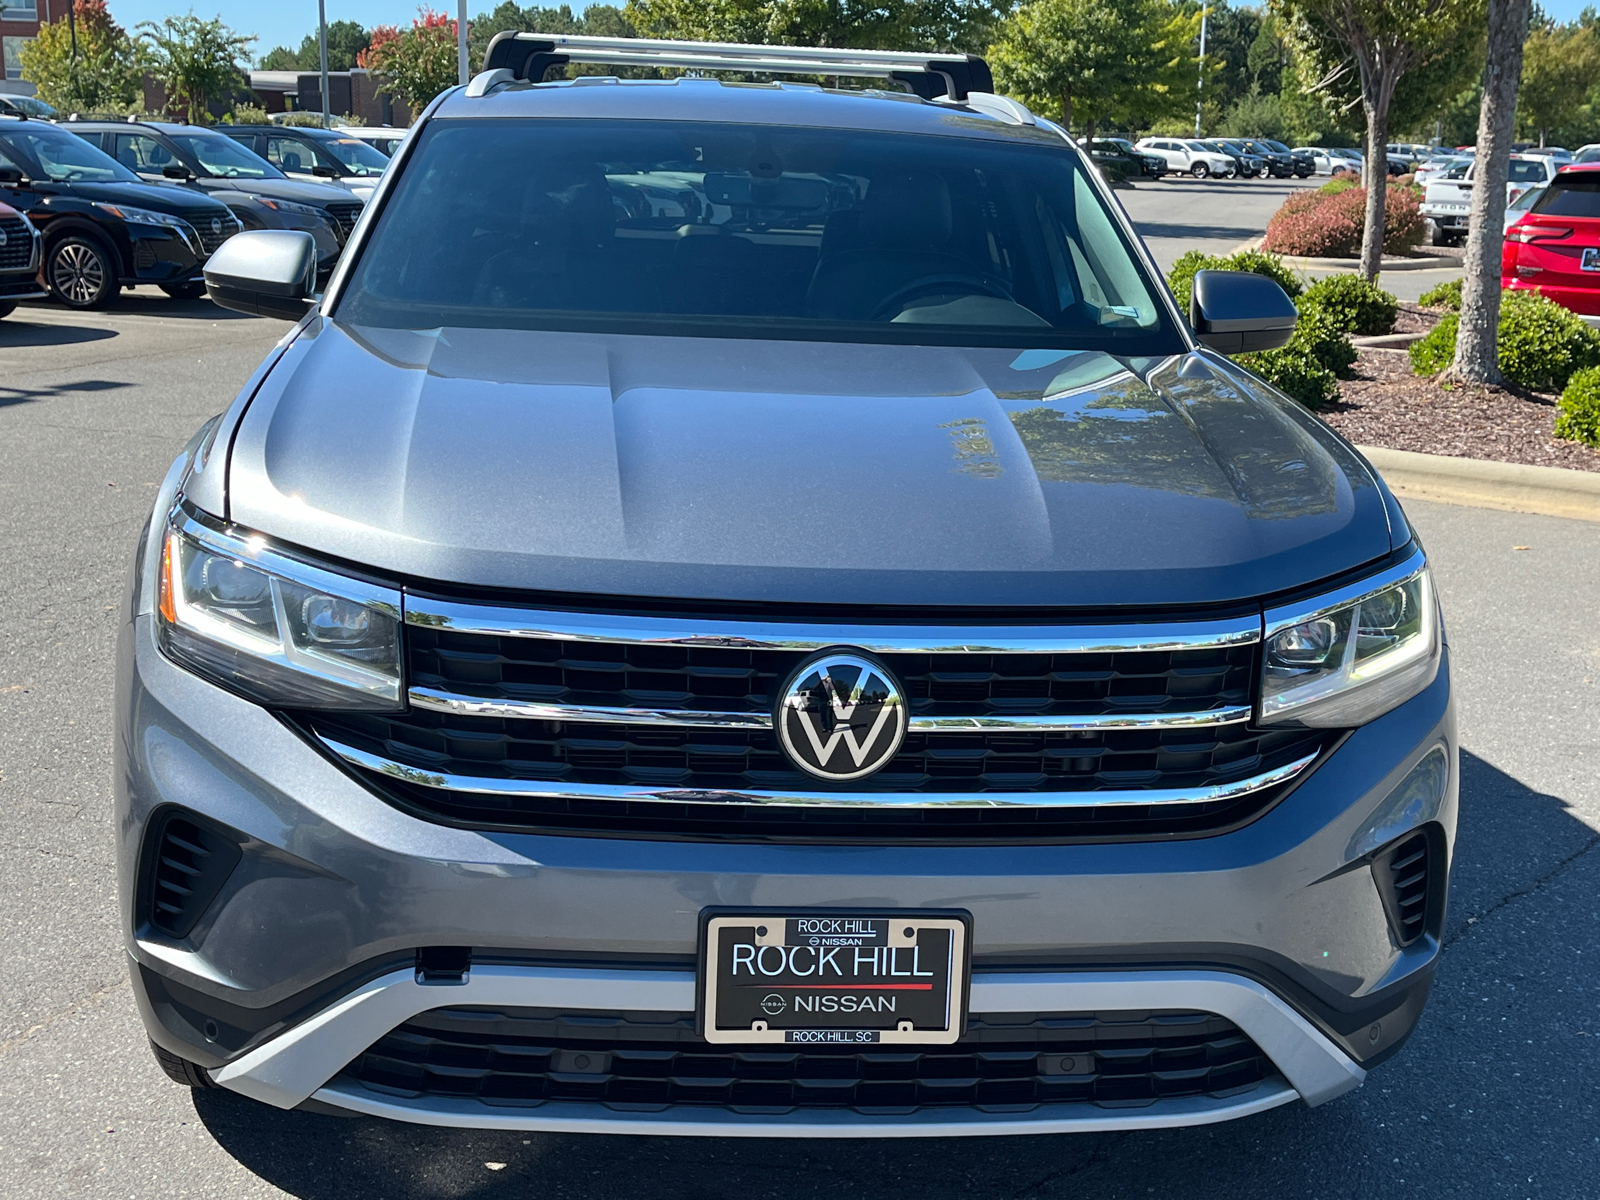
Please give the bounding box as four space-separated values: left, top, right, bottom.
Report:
162 163 194 180
311 164 338 178
1189 269 1298 353
0 166 24 185
203 229 317 320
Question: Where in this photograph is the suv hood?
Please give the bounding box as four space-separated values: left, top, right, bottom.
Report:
70 180 233 216
221 321 1395 608
201 177 358 206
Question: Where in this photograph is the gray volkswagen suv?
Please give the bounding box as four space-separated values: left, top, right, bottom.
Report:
118 34 1454 1137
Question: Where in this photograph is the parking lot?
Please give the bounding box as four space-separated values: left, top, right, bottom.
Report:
0 188 1594 1196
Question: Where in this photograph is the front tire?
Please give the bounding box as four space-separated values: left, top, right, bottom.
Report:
47 236 117 309
150 1040 212 1088
0 302 15 319
160 281 207 301
1190 162 1210 179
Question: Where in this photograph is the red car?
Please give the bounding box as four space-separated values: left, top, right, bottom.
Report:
1503 162 1600 314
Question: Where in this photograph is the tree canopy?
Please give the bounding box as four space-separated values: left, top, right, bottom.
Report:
259 21 371 72
621 0 1001 51
17 0 141 114
138 14 254 123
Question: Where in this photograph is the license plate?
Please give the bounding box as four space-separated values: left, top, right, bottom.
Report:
699 911 971 1045
1583 248 1600 272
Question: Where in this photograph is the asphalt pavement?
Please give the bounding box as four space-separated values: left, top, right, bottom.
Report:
2 271 1596 1198
1118 174 1464 303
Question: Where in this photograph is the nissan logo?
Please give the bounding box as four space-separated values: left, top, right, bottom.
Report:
775 652 907 782
210 217 222 235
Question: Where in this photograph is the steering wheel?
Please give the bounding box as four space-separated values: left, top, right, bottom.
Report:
868 273 1015 322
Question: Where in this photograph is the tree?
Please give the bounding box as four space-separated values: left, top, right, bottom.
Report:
258 21 371 73
138 15 254 123
988 0 1197 138
1450 0 1534 384
1276 0 1484 280
17 0 141 114
1519 17 1600 146
467 4 639 76
359 9 462 112
622 0 1001 52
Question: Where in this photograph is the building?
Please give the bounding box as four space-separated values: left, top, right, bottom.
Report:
0 0 67 95
247 68 412 127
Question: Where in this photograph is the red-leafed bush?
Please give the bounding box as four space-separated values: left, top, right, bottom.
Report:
1262 185 1426 258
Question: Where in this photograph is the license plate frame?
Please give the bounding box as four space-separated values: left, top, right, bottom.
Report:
698 909 972 1046
1583 247 1600 272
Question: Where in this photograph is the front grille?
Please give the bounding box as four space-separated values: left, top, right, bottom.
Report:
198 215 242 257
323 201 362 240
141 811 242 939
0 216 32 271
340 1006 1274 1113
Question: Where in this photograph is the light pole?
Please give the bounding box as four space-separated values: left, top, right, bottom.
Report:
1195 5 1208 139
458 0 469 86
318 0 331 128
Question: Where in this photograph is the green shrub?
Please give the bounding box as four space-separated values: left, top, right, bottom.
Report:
1300 274 1398 336
1556 366 1600 446
1167 248 1302 313
1418 278 1462 310
1237 306 1356 408
1318 176 1357 195
1409 290 1600 391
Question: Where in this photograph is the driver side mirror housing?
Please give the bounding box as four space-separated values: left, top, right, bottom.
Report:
1189 269 1298 353
203 229 317 321
162 163 194 180
0 166 24 185
311 164 338 178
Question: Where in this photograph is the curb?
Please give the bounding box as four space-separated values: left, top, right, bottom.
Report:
1225 239 1461 271
1351 332 1426 349
1356 445 1600 523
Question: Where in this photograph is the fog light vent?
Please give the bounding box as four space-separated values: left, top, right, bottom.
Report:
145 812 243 939
1375 829 1436 948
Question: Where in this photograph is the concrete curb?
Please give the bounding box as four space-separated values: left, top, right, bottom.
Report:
1351 332 1426 349
1357 445 1600 523
1225 239 1461 271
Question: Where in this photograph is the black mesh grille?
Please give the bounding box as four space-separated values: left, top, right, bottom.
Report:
1376 830 1436 947
142 811 243 939
323 201 362 240
340 1005 1275 1113
198 215 241 257
0 216 32 271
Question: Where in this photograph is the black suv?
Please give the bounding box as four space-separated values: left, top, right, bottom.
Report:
0 116 240 307
1084 138 1168 181
1241 139 1313 179
64 120 361 278
220 125 389 199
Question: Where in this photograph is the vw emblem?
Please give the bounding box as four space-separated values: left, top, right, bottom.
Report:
775 651 907 782
210 216 222 235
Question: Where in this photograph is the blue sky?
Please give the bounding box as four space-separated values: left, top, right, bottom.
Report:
104 0 1598 63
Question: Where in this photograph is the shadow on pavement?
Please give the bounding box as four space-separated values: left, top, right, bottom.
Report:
0 377 131 409
191 748 1599 1199
0 318 118 348
18 295 264 322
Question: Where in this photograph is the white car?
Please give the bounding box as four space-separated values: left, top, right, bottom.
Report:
1293 146 1363 175
340 126 410 158
1134 137 1238 179
1422 154 1559 245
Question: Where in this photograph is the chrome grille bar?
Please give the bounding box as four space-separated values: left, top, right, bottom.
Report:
402 599 1261 655
407 685 1254 732
322 737 1317 810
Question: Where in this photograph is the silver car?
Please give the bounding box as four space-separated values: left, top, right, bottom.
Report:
119 33 1454 1139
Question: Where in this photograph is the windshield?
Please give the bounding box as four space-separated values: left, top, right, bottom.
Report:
0 123 138 183
316 135 390 175
169 132 284 179
4 96 57 117
337 118 1177 351
1531 178 1600 217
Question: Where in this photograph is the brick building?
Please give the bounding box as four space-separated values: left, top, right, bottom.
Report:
247 68 412 127
0 0 67 96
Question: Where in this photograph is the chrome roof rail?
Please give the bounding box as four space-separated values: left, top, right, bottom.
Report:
937 90 1036 126
481 31 994 100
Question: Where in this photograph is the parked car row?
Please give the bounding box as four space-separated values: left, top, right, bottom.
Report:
1131 137 1314 179
1421 153 1563 246
0 111 408 314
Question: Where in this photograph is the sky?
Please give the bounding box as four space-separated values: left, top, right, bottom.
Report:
103 0 1600 63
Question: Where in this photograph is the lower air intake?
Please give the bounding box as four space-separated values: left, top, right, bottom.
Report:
143 811 243 939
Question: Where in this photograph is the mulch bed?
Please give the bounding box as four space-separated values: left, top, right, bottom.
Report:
1315 304 1600 473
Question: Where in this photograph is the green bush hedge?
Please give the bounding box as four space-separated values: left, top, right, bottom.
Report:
1166 248 1302 314
1556 366 1600 446
1300 274 1398 336
1318 177 1357 195
1418 278 1462 310
1409 290 1600 391
1237 306 1357 408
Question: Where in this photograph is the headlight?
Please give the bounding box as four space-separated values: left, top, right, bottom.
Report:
93 202 195 232
253 196 329 222
1260 554 1440 728
157 512 402 710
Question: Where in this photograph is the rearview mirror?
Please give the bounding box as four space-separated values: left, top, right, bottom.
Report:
203 229 317 320
1189 269 1298 353
162 163 194 180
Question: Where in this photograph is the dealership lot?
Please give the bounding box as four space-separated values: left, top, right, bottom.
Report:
1 272 1596 1198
